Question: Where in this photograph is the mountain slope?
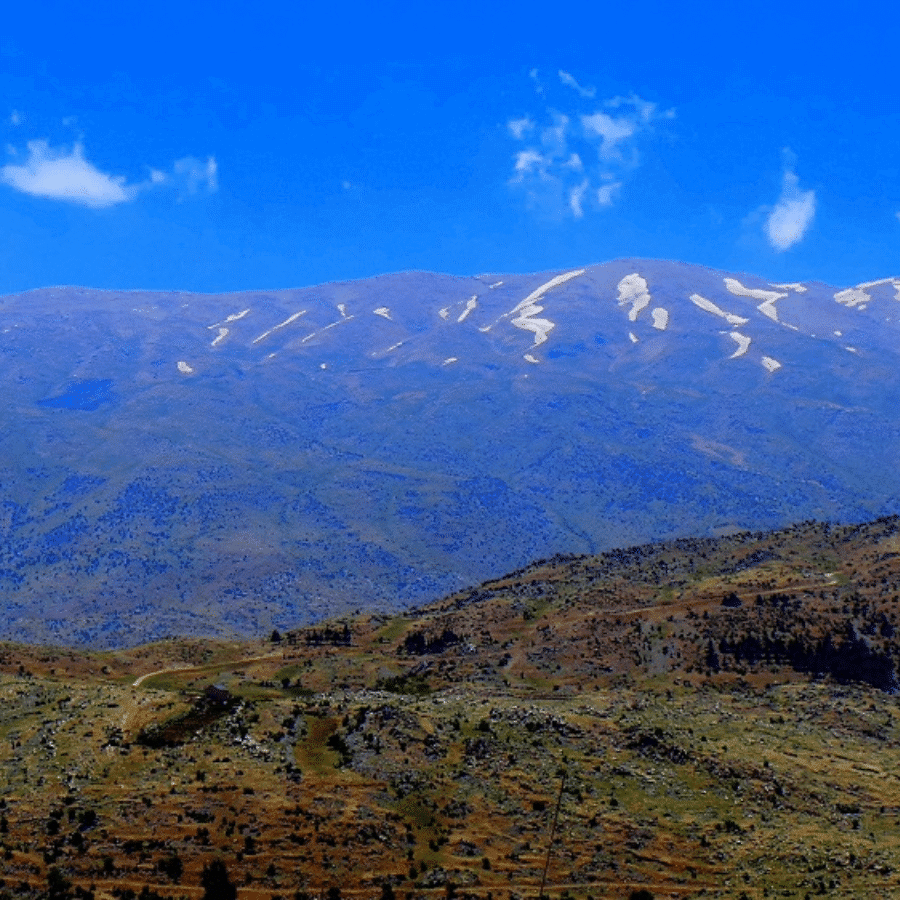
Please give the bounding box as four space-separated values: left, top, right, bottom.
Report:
3 514 900 898
2 259 899 646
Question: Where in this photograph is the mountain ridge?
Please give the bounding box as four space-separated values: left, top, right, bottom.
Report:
2 259 900 647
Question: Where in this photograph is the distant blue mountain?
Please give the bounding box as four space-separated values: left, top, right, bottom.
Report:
1 260 899 646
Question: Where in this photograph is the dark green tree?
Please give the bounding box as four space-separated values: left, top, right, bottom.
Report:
200 859 237 900
46 866 72 900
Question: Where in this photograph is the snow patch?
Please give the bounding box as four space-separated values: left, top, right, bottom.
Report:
771 281 808 292
651 308 668 330
513 269 585 310
857 276 900 290
512 307 556 345
443 357 458 365
439 307 450 320
629 332 638 344
300 315 356 344
524 353 539 363
374 307 392 320
723 277 787 304
834 330 842 337
508 271 587 345
835 288 870 308
727 332 751 358
723 277 788 322
761 356 782 372
484 268 585 338
844 346 859 354
757 300 780 322
211 327 228 347
337 303 348 318
689 293 749 326
209 308 251 329
252 309 307 344
616 273 651 321
458 295 478 323
176 361 194 374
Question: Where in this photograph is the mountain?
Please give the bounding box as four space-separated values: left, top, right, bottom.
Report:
2 259 899 646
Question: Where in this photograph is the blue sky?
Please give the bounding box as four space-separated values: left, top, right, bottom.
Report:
1 0 897 294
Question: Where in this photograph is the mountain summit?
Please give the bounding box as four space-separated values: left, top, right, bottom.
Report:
2 259 899 646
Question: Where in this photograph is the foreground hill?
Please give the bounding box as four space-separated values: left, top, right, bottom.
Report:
2 516 900 898
2 261 900 645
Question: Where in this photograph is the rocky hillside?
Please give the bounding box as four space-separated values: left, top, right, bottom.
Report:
2 514 900 898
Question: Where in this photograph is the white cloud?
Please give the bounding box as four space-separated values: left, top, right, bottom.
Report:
507 72 672 218
581 112 636 158
895 211 900 223
9 110 22 126
765 162 815 251
1 137 219 208
559 70 595 98
514 149 546 175
1 140 138 208
597 181 621 206
508 117 534 140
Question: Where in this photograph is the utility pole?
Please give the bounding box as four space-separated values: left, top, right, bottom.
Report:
539 768 567 900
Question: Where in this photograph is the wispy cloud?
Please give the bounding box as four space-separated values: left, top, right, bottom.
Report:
569 179 589 217
1 132 218 209
765 154 815 251
507 70 674 218
173 155 218 194
558 70 595 99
